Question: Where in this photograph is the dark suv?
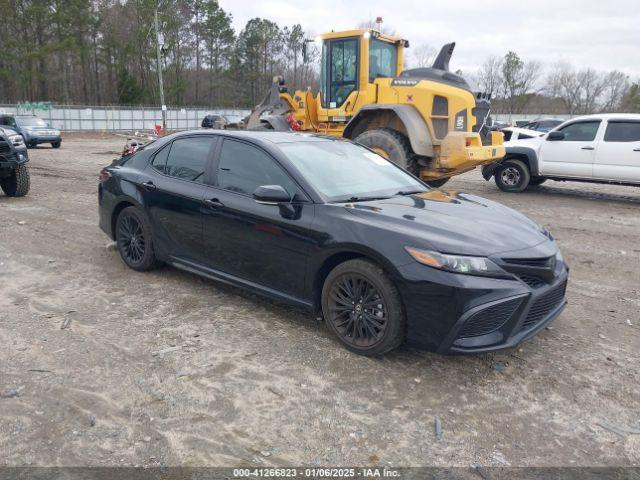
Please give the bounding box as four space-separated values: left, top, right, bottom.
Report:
0 127 30 196
0 114 62 148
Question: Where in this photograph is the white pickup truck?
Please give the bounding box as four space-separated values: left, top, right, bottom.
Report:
482 114 640 192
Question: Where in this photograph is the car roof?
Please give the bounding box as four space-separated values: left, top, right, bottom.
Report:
170 129 341 144
566 113 640 121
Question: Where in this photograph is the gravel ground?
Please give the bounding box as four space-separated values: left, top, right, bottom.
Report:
0 135 638 468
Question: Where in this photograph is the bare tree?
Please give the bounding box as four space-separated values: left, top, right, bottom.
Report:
476 55 503 99
600 70 630 112
357 18 395 35
411 43 437 68
547 63 613 115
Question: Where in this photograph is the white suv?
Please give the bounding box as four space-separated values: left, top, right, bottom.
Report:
482 114 640 192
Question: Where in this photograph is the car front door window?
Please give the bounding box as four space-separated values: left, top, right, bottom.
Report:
216 139 299 198
558 121 600 141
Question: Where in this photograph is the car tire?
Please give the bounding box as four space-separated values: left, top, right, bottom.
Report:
51 142 61 149
321 258 405 356
354 128 419 175
528 177 547 187
425 177 450 188
494 159 531 192
0 164 30 197
115 206 161 271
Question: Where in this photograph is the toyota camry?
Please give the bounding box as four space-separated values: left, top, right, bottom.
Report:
98 131 568 356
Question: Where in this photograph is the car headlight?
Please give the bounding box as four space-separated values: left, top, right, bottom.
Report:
405 247 506 277
9 134 23 146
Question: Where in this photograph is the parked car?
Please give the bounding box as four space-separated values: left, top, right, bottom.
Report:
0 126 30 196
99 131 568 356
501 127 544 142
521 118 565 133
0 114 62 148
483 114 640 192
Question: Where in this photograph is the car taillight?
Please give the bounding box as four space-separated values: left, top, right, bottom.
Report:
99 167 112 181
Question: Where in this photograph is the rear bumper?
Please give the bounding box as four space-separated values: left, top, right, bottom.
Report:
396 253 568 354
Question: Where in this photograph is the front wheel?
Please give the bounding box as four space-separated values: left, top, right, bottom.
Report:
0 164 30 197
494 159 531 193
321 259 405 356
115 206 161 271
51 142 61 149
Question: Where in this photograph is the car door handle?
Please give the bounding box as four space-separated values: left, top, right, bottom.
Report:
203 198 224 208
141 181 157 191
581 146 595 150
633 148 640 152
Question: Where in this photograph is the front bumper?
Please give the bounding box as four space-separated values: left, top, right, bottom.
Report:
395 247 568 354
23 132 62 144
0 149 29 170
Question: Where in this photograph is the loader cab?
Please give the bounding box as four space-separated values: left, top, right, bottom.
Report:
317 30 405 112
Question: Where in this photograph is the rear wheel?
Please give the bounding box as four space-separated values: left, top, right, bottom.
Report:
321 259 405 356
354 128 419 175
0 164 30 197
115 206 160 271
494 158 531 193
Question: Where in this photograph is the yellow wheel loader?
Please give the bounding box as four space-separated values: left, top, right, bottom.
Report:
247 29 505 186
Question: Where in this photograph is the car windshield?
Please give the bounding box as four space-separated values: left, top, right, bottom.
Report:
279 140 428 202
16 117 47 127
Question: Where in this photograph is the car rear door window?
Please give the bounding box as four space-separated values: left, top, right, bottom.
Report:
558 121 600 141
216 139 299 198
162 136 215 182
150 144 171 173
604 121 640 142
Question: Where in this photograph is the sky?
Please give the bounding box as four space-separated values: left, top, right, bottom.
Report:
219 0 640 79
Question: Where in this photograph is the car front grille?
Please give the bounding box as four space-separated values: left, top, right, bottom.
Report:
502 256 554 268
517 274 546 289
0 140 11 154
458 297 523 338
521 281 567 332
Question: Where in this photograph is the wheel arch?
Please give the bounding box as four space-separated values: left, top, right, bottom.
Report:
110 198 141 239
503 146 539 176
343 104 434 157
310 246 402 313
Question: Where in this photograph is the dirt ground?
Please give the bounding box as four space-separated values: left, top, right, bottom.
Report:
1 135 639 468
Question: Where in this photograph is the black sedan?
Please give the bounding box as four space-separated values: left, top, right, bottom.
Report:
98 131 568 356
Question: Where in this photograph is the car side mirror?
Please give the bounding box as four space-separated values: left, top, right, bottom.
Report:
253 185 291 204
547 131 565 141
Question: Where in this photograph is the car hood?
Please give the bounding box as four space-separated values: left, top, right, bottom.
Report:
343 189 550 256
0 127 18 136
506 135 544 148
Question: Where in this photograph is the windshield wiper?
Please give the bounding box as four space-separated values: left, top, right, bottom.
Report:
395 189 427 196
331 195 391 203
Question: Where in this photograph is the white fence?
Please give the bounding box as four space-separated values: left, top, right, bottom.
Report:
0 104 250 132
492 113 568 125
0 103 567 132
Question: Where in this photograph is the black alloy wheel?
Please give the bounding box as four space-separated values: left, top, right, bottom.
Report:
322 259 405 356
328 273 388 348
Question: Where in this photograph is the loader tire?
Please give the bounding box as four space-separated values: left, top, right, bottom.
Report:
0 164 30 197
354 128 419 175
